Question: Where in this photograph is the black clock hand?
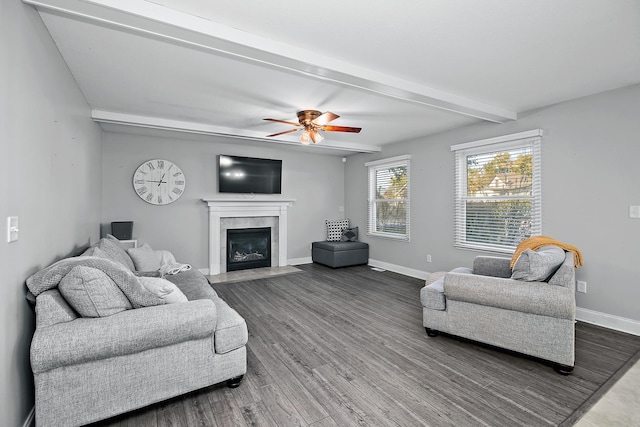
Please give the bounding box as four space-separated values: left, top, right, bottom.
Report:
158 173 166 187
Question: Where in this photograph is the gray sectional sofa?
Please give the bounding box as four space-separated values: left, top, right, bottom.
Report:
27 235 248 426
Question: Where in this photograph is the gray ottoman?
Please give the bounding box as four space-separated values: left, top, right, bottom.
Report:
312 241 369 268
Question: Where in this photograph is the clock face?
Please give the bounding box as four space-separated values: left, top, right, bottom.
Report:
133 159 186 205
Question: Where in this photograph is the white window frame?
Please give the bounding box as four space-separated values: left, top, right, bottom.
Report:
365 155 411 241
451 130 543 254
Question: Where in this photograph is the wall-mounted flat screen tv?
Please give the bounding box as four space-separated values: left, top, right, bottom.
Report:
218 155 282 194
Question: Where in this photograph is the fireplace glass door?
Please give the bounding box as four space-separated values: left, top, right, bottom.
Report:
226 227 271 271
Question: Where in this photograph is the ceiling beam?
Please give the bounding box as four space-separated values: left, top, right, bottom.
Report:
91 110 382 153
25 0 517 123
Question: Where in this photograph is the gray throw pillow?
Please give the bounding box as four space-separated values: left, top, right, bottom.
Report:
98 235 136 270
341 226 359 242
59 266 132 317
511 245 565 282
127 243 161 271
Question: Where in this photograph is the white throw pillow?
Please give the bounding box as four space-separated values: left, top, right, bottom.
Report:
138 277 188 304
326 219 350 242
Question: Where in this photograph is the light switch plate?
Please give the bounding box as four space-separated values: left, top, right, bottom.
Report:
7 216 19 243
630 205 640 218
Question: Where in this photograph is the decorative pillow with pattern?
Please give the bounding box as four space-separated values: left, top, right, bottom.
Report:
326 219 350 241
341 226 359 242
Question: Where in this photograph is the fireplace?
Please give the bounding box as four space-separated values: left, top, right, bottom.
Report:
226 227 271 271
203 197 294 275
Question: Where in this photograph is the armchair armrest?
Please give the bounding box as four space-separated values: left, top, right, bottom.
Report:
443 272 575 320
473 256 512 278
31 299 216 373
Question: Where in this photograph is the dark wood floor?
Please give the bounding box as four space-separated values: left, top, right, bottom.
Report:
96 264 640 427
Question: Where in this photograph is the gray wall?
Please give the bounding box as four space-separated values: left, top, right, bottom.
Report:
101 133 346 268
0 2 103 425
345 84 640 322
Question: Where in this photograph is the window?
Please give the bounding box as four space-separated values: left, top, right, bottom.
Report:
366 155 410 240
452 130 542 253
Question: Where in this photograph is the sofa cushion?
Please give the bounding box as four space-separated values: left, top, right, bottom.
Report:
127 243 161 271
35 289 79 328
211 297 249 354
138 277 188 304
421 272 446 310
326 219 349 241
341 226 359 242
165 268 219 300
98 235 136 270
511 245 565 282
59 266 132 317
312 241 369 252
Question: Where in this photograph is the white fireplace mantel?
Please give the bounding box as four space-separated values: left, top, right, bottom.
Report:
203 197 295 275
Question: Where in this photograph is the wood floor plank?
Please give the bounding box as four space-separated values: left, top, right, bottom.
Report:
181 388 218 427
208 388 250 427
247 333 330 424
240 400 280 426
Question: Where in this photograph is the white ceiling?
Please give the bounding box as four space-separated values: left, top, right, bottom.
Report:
26 0 640 154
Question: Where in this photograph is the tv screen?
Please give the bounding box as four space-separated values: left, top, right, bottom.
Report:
218 155 282 194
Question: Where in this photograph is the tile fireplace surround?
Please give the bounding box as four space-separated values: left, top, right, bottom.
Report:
203 197 295 275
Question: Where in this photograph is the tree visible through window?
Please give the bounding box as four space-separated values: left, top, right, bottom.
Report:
453 131 542 253
366 155 411 240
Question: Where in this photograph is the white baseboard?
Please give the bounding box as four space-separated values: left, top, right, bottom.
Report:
576 307 640 336
288 257 312 266
23 407 35 427
198 267 209 275
368 259 430 280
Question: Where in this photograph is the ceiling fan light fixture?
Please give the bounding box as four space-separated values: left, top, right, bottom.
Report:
265 110 361 145
300 130 311 144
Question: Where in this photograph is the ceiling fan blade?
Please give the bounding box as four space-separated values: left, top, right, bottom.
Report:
263 118 302 127
322 125 362 133
266 128 300 137
312 111 339 126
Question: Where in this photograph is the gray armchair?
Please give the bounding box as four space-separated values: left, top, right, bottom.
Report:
421 250 576 374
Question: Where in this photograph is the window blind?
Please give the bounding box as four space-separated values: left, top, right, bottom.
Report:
365 155 411 241
452 131 542 253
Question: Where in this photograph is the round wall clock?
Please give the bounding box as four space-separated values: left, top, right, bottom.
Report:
133 159 186 205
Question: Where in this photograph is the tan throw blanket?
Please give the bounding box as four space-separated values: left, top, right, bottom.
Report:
511 236 584 269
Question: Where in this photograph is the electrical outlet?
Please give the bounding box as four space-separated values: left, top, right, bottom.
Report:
427 254 432 263
577 280 587 293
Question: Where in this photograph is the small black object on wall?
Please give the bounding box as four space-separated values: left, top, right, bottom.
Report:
111 221 133 240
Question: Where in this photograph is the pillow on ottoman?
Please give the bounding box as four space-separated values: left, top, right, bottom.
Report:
59 266 132 317
326 219 349 242
511 245 565 282
341 226 359 242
